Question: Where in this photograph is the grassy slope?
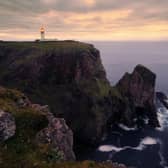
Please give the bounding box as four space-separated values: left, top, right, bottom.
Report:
0 87 48 168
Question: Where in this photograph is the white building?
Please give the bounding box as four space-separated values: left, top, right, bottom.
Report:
40 26 45 41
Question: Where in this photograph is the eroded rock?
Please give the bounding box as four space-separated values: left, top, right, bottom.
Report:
117 64 159 127
0 110 16 141
36 116 75 161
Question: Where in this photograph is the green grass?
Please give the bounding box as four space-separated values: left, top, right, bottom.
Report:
0 87 50 168
0 41 93 52
0 40 95 68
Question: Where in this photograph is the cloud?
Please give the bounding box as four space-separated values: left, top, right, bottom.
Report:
0 0 168 40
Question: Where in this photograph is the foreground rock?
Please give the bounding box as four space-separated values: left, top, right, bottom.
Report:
116 64 159 127
0 86 76 167
0 110 16 141
36 105 76 161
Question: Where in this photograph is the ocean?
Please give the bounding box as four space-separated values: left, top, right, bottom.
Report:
80 41 168 168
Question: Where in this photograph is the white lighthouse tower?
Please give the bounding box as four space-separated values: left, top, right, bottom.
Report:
40 26 45 41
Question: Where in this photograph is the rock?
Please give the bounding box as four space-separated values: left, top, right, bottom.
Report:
30 103 76 161
0 85 75 166
17 96 31 107
0 110 16 141
156 92 168 109
36 117 75 161
116 64 159 127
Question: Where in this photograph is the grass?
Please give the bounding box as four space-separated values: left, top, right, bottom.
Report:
0 87 50 168
0 41 93 53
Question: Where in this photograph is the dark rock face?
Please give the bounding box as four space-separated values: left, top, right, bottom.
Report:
0 110 16 141
156 92 168 109
116 64 159 127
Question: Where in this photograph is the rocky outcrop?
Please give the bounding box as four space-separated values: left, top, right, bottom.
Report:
35 105 76 161
0 110 16 141
36 117 75 161
156 92 168 109
0 85 75 166
116 64 159 127
20 98 76 161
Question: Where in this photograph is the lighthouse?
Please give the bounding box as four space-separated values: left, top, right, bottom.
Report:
40 26 45 41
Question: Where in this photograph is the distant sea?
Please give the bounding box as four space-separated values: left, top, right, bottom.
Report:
89 41 168 94
79 41 168 168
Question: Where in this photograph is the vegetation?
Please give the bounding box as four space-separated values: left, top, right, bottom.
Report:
0 40 93 53
0 87 49 167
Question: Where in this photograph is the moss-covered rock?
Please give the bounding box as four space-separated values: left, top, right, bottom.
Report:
0 110 16 141
0 86 76 167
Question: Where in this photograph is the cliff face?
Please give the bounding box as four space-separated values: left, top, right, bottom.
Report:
116 65 159 127
0 41 117 145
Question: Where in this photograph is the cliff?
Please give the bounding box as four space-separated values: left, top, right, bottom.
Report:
0 40 159 167
0 41 159 144
0 41 122 146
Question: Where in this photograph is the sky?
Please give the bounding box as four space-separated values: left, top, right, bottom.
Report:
0 0 168 41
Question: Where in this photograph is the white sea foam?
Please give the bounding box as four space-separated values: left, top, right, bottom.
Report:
156 107 168 131
141 137 157 145
98 145 123 152
98 137 157 152
118 124 137 131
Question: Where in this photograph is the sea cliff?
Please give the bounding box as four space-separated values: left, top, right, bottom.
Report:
0 40 160 167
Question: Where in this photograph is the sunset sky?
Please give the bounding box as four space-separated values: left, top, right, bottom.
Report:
0 0 168 41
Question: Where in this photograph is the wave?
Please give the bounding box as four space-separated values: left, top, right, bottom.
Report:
98 137 157 153
157 107 168 131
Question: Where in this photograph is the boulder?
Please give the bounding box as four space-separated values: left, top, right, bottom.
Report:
29 103 76 161
36 117 75 161
0 110 16 141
